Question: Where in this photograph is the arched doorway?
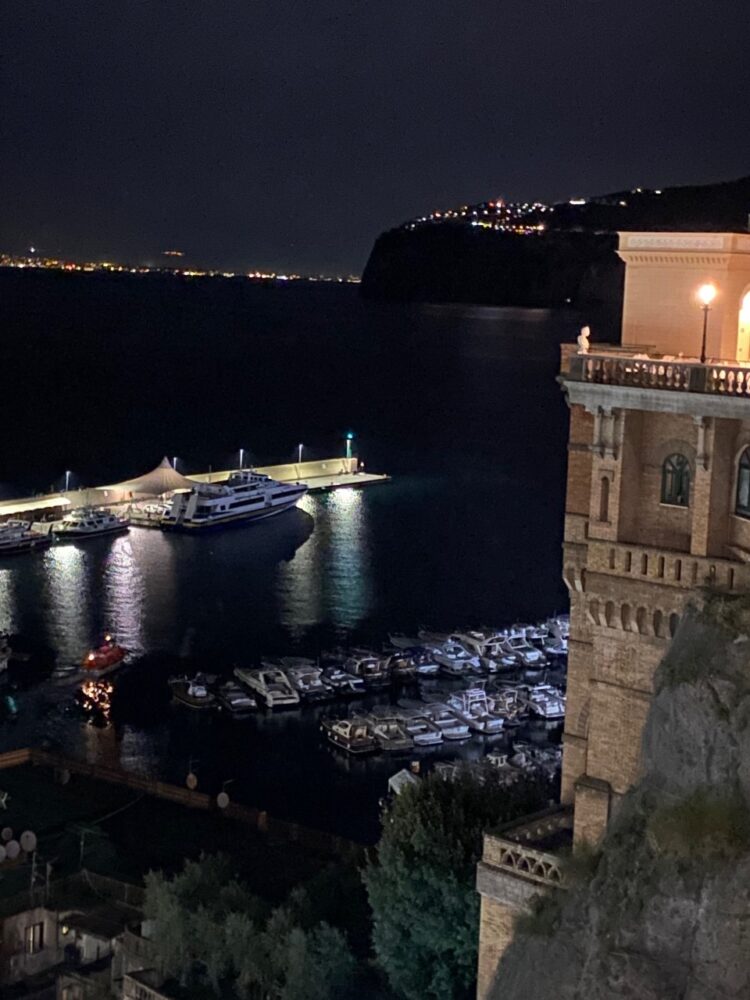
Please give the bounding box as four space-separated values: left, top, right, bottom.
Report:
738 290 750 362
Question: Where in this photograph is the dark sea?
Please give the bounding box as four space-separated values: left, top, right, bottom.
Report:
0 270 586 842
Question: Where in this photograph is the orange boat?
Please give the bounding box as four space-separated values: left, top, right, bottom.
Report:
81 634 127 676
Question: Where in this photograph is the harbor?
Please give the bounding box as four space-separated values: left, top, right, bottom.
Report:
0 454 390 541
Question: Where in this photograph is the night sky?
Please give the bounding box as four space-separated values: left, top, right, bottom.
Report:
3 2 749 274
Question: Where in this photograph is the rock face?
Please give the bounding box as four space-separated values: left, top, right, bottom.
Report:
490 595 750 1000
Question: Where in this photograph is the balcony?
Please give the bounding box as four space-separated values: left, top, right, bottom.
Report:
566 349 750 397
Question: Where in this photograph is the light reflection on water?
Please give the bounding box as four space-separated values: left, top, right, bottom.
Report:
102 535 146 657
277 488 373 634
43 544 93 661
0 570 19 633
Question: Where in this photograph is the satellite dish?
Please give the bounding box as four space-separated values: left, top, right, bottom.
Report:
20 831 37 853
1 827 12 842
216 791 230 809
186 772 198 790
6 840 20 860
0 845 6 863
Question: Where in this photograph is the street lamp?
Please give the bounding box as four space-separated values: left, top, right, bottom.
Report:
172 456 178 471
239 447 244 470
64 470 71 493
697 283 717 363
297 443 303 464
345 431 354 461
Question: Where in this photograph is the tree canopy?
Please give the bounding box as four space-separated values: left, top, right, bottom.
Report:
362 766 555 1000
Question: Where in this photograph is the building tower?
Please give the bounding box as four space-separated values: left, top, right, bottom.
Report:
476 231 750 998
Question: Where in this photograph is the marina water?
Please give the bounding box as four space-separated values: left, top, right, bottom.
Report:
0 275 580 840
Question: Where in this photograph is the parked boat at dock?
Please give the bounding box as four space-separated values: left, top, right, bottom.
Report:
322 717 378 755
344 649 390 688
423 703 472 741
279 658 332 701
0 520 53 556
216 680 257 717
358 713 413 752
170 673 217 709
524 683 566 720
446 688 505 734
321 666 366 696
81 635 128 678
234 665 300 708
161 470 307 531
52 507 130 540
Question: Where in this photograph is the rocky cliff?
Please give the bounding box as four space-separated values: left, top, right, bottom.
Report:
490 593 750 1000
362 174 750 309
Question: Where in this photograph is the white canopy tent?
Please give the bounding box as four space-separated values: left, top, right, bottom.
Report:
96 457 201 501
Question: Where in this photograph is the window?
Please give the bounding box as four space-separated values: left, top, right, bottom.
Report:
737 449 750 517
661 454 690 506
599 477 610 522
24 921 44 954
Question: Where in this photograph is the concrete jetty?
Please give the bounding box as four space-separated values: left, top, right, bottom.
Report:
0 456 390 523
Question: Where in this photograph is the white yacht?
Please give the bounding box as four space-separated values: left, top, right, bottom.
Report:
431 641 481 676
344 649 390 688
161 470 307 531
446 688 505 734
278 658 332 701
499 634 547 668
234 665 300 708
0 520 53 556
52 507 130 540
424 703 472 741
525 684 566 720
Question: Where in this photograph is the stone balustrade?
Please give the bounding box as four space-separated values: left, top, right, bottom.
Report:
483 834 565 888
568 350 750 398
587 539 748 592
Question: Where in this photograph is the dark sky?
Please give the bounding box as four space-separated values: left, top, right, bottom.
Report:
2 2 749 274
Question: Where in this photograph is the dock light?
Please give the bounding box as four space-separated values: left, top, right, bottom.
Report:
697 283 717 363
298 443 304 464
64 470 71 493
172 456 178 471
239 448 245 470
345 432 354 460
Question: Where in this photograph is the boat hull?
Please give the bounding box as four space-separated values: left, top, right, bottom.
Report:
162 494 304 532
54 523 130 541
0 536 54 556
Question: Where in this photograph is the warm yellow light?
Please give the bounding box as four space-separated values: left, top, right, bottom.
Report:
697 283 717 306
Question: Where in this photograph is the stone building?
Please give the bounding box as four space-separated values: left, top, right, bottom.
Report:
476 231 750 997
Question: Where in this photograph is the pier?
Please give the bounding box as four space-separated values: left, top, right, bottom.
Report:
0 456 390 523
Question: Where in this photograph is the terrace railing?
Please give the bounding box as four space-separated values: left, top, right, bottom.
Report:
567 350 750 397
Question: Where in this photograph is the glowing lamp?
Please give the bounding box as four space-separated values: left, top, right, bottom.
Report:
697 283 717 306
88 654 95 662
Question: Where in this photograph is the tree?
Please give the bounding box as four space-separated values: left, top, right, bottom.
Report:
144 853 359 999
362 766 554 1000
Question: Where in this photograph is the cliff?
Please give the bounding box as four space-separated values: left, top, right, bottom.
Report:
362 174 750 308
490 593 750 1000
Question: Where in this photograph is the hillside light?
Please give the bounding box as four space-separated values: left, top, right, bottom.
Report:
697 283 717 364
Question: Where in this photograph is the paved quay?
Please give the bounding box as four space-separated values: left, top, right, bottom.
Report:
0 456 390 521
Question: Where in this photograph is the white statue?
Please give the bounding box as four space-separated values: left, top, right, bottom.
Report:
577 325 591 354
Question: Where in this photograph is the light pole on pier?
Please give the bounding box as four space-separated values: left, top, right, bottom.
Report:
345 432 354 461
172 456 178 471
65 470 71 493
239 448 244 470
298 443 303 464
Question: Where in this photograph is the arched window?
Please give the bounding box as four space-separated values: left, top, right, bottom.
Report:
661 454 690 506
599 477 610 522
736 448 750 517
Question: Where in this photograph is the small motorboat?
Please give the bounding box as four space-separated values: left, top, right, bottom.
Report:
279 659 332 701
394 709 443 747
170 673 217 710
322 717 378 755
322 666 366 696
81 635 127 678
234 666 300 708
424 703 471 741
217 680 257 718
446 688 505 734
52 507 130 540
362 714 413 752
0 520 53 556
344 650 390 688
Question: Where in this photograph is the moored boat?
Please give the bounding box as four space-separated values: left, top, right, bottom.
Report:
322 717 378 755
446 688 505 734
170 673 217 709
161 470 307 531
217 680 257 717
234 665 300 708
0 520 53 556
52 507 130 540
81 635 128 678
